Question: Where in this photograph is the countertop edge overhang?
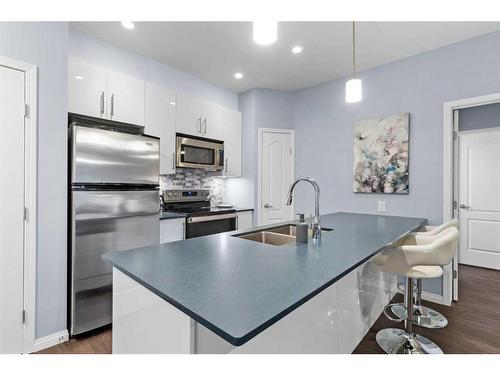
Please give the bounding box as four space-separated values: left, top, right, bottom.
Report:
104 212 427 346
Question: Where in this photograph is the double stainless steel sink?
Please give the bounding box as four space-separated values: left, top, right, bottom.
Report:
234 224 333 246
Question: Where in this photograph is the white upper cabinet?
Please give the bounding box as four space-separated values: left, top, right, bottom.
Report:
68 57 145 126
107 70 145 126
176 92 204 136
222 108 242 177
176 93 223 140
145 82 176 175
68 57 107 118
200 100 223 140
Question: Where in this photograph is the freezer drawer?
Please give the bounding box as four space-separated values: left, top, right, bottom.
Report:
71 125 159 185
70 190 159 335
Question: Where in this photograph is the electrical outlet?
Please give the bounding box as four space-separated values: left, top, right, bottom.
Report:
377 201 386 212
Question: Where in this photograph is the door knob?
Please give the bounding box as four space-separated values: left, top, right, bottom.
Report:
459 204 470 209
264 203 273 208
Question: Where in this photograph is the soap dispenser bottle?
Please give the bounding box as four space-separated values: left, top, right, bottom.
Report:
296 213 308 244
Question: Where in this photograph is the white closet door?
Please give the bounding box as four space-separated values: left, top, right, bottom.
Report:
260 130 294 225
0 65 25 353
107 69 145 126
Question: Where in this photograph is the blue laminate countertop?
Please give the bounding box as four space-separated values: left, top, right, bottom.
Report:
103 212 426 346
159 212 187 220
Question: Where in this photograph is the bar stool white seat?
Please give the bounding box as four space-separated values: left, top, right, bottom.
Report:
373 226 459 354
391 219 459 329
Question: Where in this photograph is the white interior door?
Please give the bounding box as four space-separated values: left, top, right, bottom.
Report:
0 65 25 353
260 129 294 225
458 129 500 270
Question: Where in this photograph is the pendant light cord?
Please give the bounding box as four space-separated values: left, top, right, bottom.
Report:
352 21 356 79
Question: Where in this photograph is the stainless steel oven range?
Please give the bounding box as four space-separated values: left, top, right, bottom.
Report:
162 189 237 239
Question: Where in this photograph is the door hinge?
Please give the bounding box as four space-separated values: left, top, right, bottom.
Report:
22 310 26 324
453 131 458 140
24 104 30 118
24 207 29 221
453 270 458 279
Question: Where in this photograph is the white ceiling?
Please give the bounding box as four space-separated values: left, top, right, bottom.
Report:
70 22 500 93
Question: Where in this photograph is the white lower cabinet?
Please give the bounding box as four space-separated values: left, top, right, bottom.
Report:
159 218 185 243
237 211 253 230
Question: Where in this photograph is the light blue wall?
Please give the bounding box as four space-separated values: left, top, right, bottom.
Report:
0 22 69 339
226 89 294 221
459 102 500 131
69 29 238 110
292 30 500 295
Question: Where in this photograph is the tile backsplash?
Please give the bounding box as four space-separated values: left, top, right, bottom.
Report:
160 169 226 206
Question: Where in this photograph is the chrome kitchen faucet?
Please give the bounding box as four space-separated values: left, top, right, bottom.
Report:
285 177 321 239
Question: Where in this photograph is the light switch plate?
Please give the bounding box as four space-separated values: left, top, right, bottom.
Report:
377 201 386 212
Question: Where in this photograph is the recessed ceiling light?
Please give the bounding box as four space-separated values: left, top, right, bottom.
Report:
121 21 135 30
252 21 278 45
74 75 83 80
234 72 244 80
169 102 176 106
292 46 304 54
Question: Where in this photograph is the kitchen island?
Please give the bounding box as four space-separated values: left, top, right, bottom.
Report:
103 212 426 354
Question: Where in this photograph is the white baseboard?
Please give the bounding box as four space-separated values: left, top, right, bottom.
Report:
396 291 447 306
33 329 69 353
421 291 447 306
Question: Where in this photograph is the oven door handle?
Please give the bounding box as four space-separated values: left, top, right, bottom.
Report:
187 213 238 223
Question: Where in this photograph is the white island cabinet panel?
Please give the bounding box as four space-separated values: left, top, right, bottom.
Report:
237 211 253 230
160 218 185 244
107 69 145 126
145 82 176 175
111 255 395 354
68 57 107 118
112 269 193 354
222 108 242 177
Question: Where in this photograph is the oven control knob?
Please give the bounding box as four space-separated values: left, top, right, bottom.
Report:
167 192 172 197
173 192 178 197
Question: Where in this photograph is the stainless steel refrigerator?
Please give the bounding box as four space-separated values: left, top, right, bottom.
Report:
69 115 160 336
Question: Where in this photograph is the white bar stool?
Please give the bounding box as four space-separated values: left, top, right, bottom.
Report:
373 226 459 354
392 219 459 329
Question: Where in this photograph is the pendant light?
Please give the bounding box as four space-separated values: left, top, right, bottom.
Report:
253 21 278 45
345 21 362 103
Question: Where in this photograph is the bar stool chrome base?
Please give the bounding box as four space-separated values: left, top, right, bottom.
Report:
391 304 448 329
376 328 443 354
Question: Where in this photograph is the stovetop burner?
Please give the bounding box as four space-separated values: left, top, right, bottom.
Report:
161 188 235 217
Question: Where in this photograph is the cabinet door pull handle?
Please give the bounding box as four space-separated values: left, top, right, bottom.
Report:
203 118 207 134
198 117 202 133
110 94 114 117
225 158 228 173
172 151 176 171
100 91 104 116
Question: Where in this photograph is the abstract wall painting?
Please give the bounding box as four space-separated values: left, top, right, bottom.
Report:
353 112 410 194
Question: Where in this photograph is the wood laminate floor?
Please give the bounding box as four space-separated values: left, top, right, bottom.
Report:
354 264 500 354
37 265 499 354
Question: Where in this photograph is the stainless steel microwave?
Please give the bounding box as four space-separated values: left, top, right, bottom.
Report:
176 133 224 171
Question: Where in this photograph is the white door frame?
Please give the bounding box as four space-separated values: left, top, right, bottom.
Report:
0 56 38 353
442 92 500 306
257 128 295 226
